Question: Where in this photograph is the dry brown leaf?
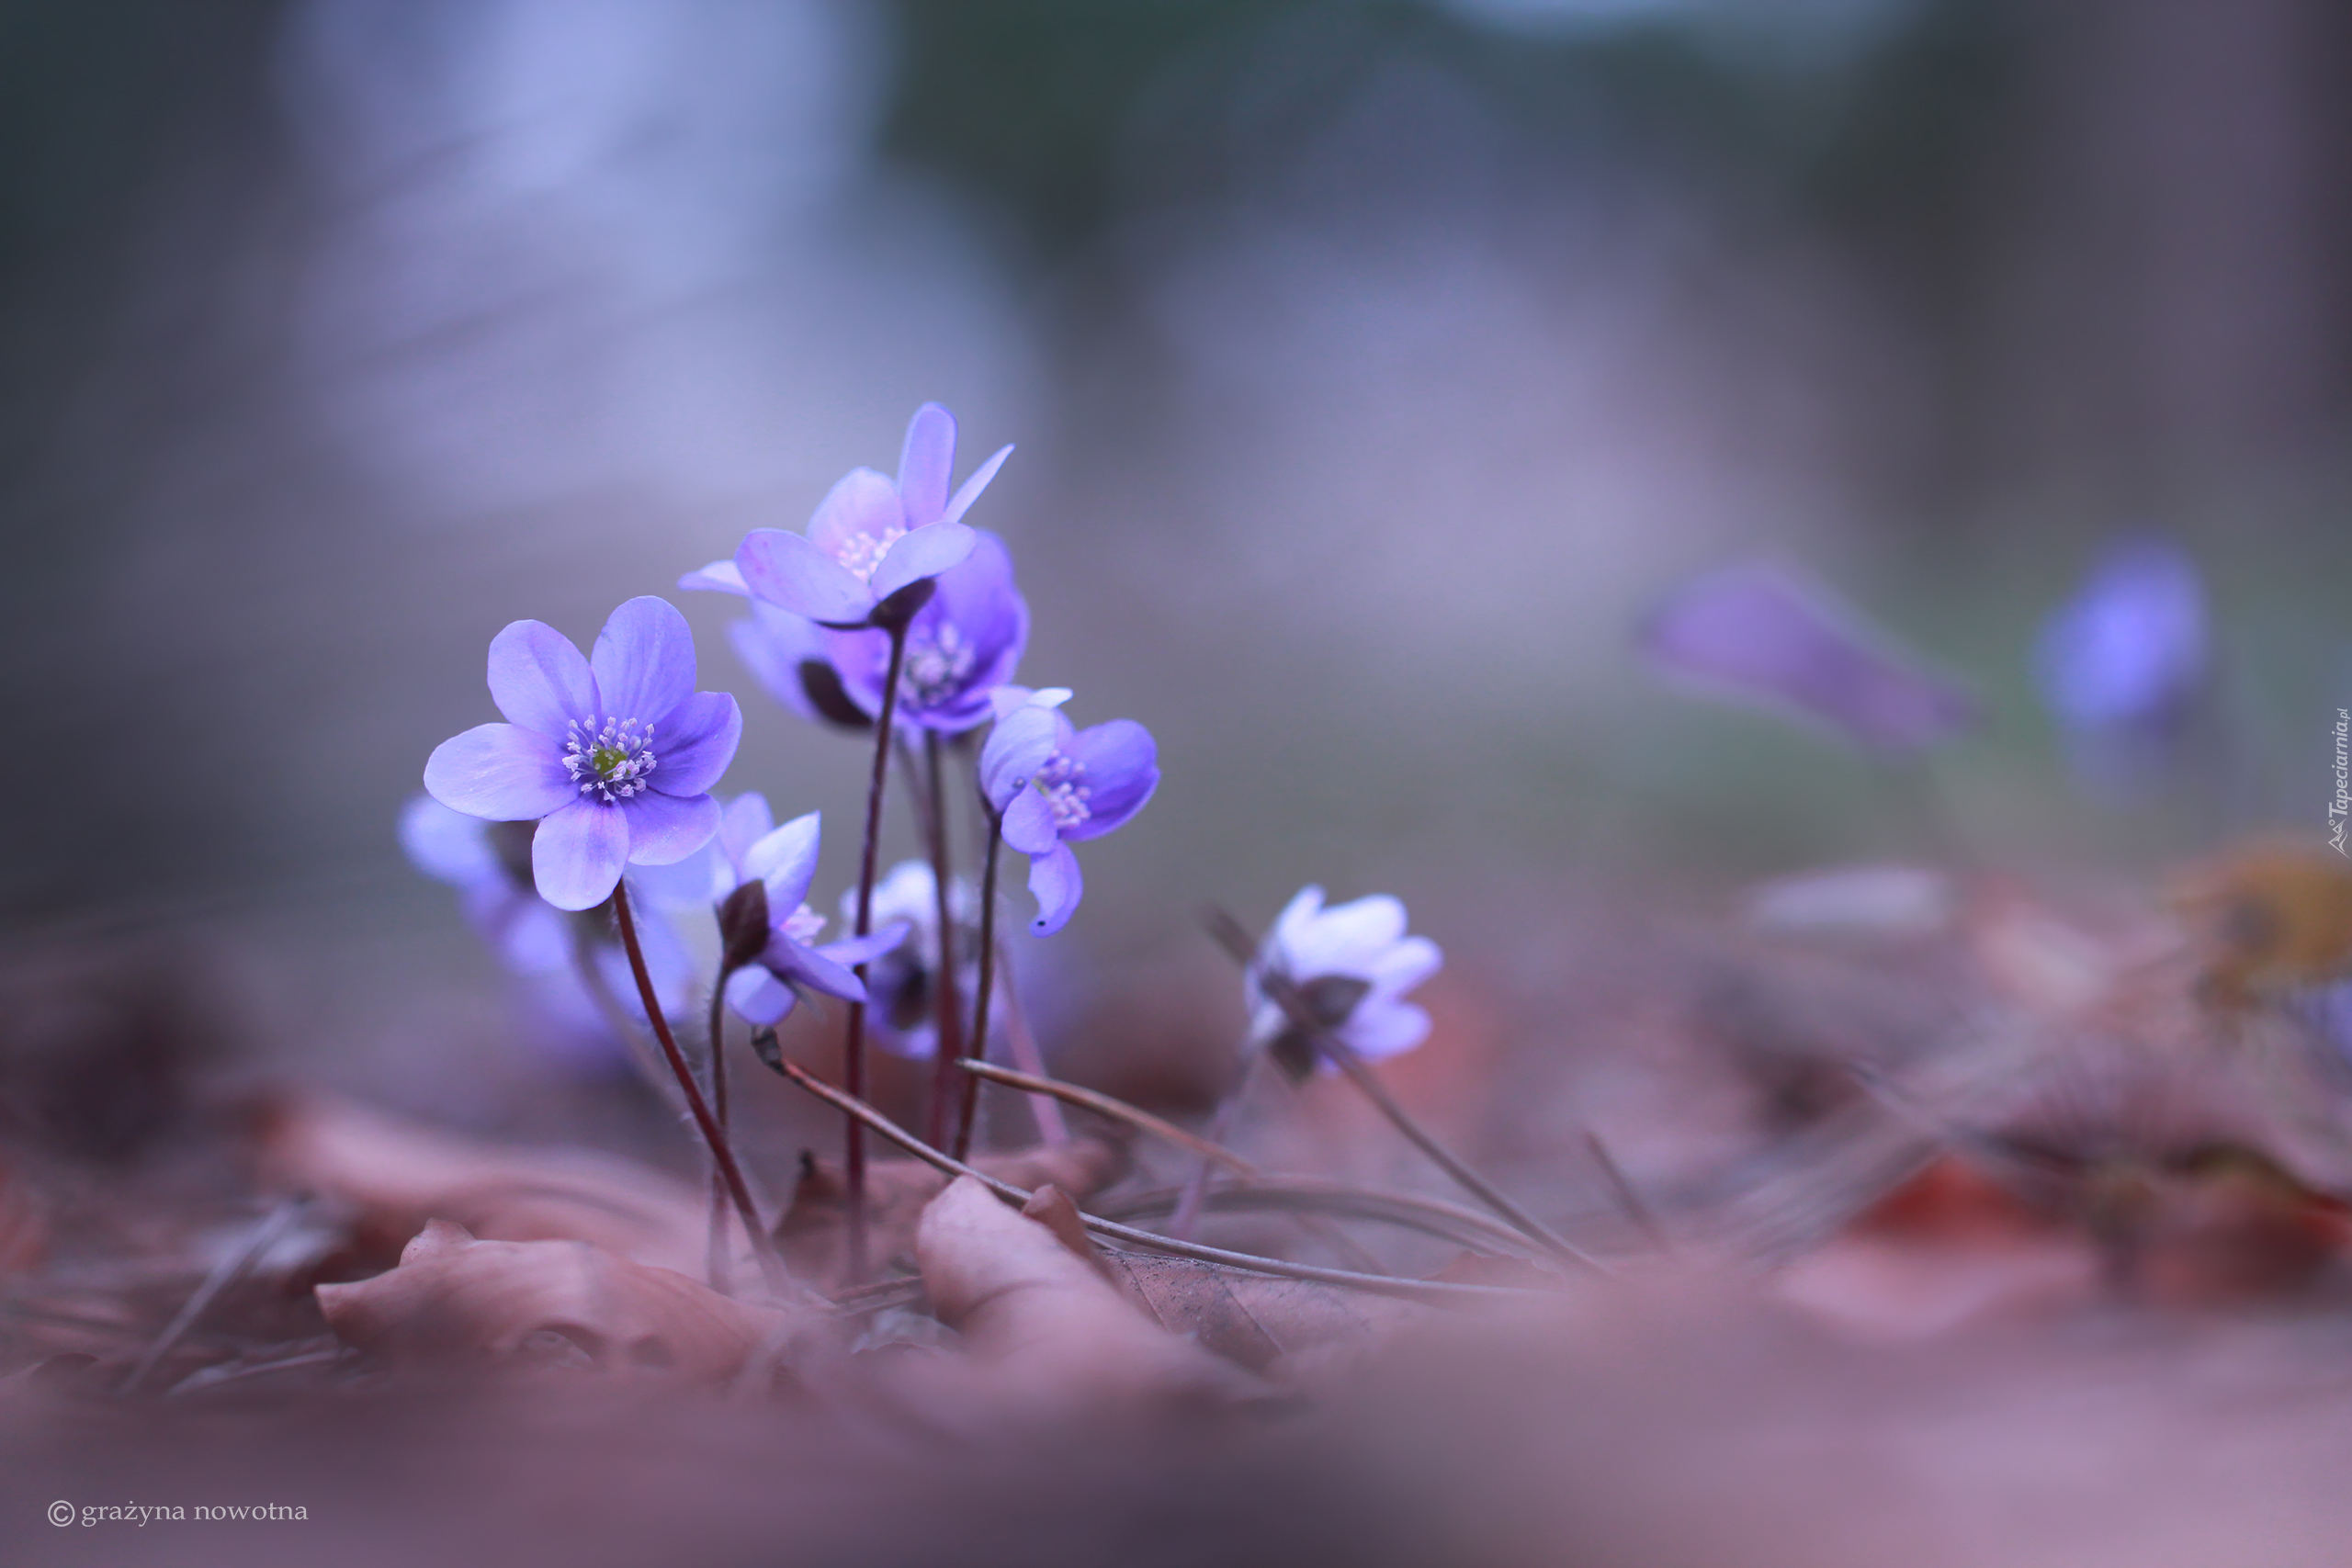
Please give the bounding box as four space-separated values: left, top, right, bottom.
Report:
1104 1250 1429 1382
779 1136 1129 1286
1772 1156 2098 1340
253 1091 712 1276
315 1220 811 1386
913 1175 1255 1414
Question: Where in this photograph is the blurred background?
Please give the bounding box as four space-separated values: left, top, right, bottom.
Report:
1 0 2348 1116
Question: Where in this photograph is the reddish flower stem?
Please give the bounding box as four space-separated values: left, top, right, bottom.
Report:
950 807 1003 1162
704 971 735 1293
610 882 789 1294
919 729 969 1146
839 621 910 1281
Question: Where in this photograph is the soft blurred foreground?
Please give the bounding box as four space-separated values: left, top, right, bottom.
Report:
5 1 2352 1564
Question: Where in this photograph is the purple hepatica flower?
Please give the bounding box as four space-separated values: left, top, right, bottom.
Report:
824 530 1029 734
1639 561 1978 756
424 597 741 912
704 800 908 1026
731 402 1009 629
979 690 1159 936
1247 886 1442 1080
2034 537 2207 791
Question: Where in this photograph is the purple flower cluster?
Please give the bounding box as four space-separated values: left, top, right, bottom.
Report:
419 397 1161 1009
416 397 1172 1190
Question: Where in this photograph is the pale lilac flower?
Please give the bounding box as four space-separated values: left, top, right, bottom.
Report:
1639 562 1977 755
424 597 741 912
731 402 1009 629
1248 887 1442 1076
979 690 1159 936
844 860 980 1059
703 800 908 1026
824 531 1029 733
2035 537 2207 791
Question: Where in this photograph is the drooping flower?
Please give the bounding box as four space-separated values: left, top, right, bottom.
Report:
1638 561 1978 756
729 402 1009 629
398 795 693 1066
424 597 741 912
824 531 1029 734
698 799 908 1027
2034 537 2208 792
1247 886 1443 1078
843 860 981 1059
978 689 1159 936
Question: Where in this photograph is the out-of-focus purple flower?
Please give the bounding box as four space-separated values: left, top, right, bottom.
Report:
399 795 693 1069
1639 562 1978 756
424 597 741 912
730 402 1008 629
2034 537 2207 790
843 860 979 1060
704 800 908 1026
1247 886 1442 1077
979 690 1159 936
824 531 1029 734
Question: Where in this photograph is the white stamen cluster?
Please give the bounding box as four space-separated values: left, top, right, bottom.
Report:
562 716 659 804
782 903 826 945
833 525 908 583
900 622 976 706
1035 753 1092 830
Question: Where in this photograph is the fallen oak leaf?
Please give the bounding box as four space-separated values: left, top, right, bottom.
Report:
914 1175 1260 1415
315 1220 819 1387
252 1090 715 1278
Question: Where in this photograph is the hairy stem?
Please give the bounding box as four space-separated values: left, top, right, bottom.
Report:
611 882 792 1297
958 1060 1245 1172
952 808 1003 1161
839 622 910 1281
705 971 735 1294
990 942 1068 1145
920 728 968 1147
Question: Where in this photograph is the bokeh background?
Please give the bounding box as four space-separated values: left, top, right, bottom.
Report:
2 0 2348 1114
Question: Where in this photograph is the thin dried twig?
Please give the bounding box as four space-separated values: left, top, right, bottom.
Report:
963 1061 1389 1271
771 1059 1551 1305
120 1197 310 1395
1098 1179 1554 1261
1585 1130 1674 1254
957 1061 1251 1173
